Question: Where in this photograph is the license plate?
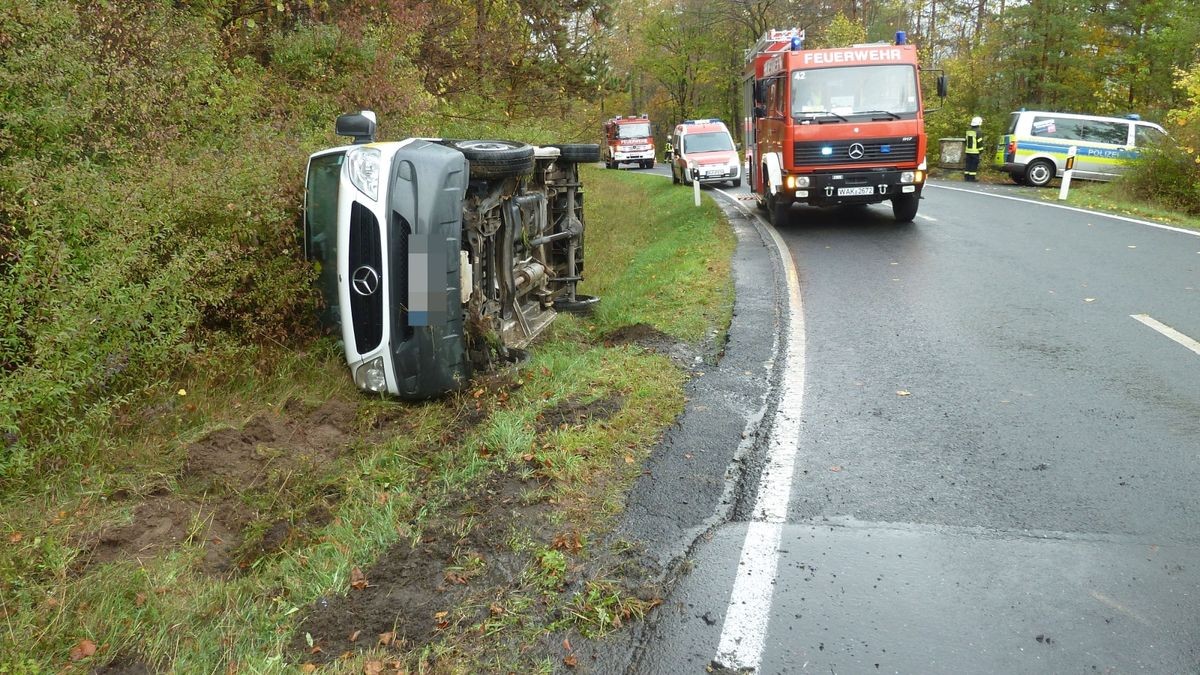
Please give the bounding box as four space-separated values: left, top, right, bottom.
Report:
705 170 722 177
837 186 874 196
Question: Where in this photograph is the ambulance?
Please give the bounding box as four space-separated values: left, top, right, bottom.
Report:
668 119 742 188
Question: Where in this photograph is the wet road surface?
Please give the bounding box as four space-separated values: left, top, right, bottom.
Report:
618 172 1200 673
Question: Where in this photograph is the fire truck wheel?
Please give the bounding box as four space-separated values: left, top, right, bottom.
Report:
450 140 535 179
768 193 791 226
892 194 919 223
731 178 742 188
551 144 601 163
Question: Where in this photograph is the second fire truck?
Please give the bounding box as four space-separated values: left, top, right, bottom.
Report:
743 29 945 224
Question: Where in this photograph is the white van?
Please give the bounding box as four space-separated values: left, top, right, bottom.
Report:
994 110 1167 187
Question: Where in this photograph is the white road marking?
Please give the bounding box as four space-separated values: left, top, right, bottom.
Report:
712 187 807 671
1090 590 1154 627
917 213 938 222
1130 314 1200 356
927 184 1200 238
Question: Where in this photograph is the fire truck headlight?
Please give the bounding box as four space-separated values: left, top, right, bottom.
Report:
347 147 381 201
795 176 810 188
901 171 915 183
354 356 388 393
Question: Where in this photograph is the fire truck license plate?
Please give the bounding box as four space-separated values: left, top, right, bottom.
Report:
837 186 874 196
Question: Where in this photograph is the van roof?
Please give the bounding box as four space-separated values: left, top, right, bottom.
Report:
677 120 729 133
1011 109 1162 128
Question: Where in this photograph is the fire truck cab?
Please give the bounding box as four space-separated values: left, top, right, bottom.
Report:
603 115 656 170
743 29 944 224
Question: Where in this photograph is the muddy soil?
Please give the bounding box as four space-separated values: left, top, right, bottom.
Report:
603 323 700 365
291 470 554 664
76 399 356 575
536 394 626 434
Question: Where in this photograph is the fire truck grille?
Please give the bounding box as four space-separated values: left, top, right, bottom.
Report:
792 138 918 166
349 202 383 354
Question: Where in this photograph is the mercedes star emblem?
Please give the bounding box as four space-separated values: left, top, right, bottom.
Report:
351 265 380 296
848 143 865 160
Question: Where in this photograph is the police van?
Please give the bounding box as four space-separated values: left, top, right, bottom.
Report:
994 110 1167 187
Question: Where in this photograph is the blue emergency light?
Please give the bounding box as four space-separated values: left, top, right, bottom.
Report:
896 31 907 45
791 36 803 50
821 147 832 156
1126 113 1141 120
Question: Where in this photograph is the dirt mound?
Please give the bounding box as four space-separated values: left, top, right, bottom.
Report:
184 398 354 490
291 471 553 664
78 399 355 575
536 394 625 434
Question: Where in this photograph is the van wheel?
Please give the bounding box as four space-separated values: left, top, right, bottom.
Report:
451 140 535 178
551 144 601 163
1024 159 1055 188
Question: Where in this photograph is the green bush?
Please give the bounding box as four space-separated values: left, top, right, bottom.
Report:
1121 62 1200 215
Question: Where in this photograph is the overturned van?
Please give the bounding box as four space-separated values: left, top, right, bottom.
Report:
303 111 600 398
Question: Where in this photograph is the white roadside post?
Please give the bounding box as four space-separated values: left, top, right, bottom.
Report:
691 162 701 206
1058 145 1077 200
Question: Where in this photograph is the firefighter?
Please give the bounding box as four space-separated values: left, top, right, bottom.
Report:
964 116 982 182
662 139 673 163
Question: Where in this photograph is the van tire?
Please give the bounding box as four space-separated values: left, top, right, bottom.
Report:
1024 159 1055 188
551 144 601 163
451 140 535 178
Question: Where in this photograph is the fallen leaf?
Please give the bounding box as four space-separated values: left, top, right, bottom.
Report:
377 631 396 646
522 453 535 462
563 637 572 651
8 532 21 544
624 454 634 464
349 567 369 590
1084 298 1096 303
684 453 693 459
563 654 579 668
830 465 843 472
177 388 187 396
896 390 911 396
363 661 384 675
348 630 361 643
472 388 484 398
69 639 98 661
434 611 449 620
135 592 146 607
300 665 317 674
489 603 505 616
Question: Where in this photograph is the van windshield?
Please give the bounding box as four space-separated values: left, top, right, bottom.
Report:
305 151 344 329
791 64 918 119
618 123 651 138
683 132 734 153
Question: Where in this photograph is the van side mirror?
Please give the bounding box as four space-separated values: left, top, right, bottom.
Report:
336 111 377 144
937 75 947 99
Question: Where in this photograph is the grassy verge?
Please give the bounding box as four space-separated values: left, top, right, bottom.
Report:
0 166 734 673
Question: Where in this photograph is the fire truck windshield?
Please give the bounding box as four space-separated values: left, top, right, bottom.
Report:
791 64 918 120
683 132 734 153
617 123 651 138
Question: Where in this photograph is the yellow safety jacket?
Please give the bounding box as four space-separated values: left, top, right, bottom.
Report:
965 129 980 155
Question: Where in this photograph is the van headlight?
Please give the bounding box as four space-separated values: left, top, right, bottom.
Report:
347 147 381 201
354 356 388 392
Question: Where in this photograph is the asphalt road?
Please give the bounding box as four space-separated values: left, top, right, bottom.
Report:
610 166 1200 674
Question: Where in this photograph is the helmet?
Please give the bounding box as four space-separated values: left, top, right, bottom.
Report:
970 116 983 127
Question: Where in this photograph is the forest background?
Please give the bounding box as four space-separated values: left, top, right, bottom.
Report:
1 0 1199 486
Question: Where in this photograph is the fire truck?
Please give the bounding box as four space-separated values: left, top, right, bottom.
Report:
743 29 945 224
603 114 656 169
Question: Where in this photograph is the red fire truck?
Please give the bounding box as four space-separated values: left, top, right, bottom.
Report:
603 114 656 170
743 29 945 224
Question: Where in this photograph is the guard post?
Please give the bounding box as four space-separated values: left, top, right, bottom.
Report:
691 162 701 206
1058 146 1077 200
